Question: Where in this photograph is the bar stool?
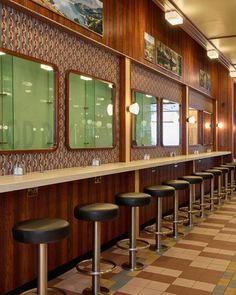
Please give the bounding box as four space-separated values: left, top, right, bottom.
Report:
115 192 151 270
74 203 119 295
162 180 190 239
143 185 175 253
12 218 71 295
193 172 215 212
213 166 230 201
226 162 236 191
221 164 235 195
205 169 223 206
178 175 204 226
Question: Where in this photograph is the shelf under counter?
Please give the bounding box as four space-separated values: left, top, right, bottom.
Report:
0 151 231 193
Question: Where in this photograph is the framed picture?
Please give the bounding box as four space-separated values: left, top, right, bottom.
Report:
199 69 211 92
156 40 182 76
31 0 103 35
144 32 155 63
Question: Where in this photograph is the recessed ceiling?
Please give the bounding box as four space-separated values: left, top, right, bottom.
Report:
171 0 236 68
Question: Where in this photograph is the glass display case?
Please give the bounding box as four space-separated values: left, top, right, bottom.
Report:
161 99 180 146
67 72 114 149
132 91 157 147
0 50 56 151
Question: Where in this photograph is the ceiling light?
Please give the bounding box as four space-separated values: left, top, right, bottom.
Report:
230 71 236 78
128 102 140 115
40 64 53 71
0 51 6 56
80 75 93 81
145 94 152 98
207 49 219 59
165 10 183 26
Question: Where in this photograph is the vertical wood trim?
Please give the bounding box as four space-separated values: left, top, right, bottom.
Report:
120 57 131 162
182 85 189 155
214 100 218 151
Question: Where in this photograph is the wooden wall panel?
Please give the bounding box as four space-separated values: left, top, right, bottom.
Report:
0 172 135 294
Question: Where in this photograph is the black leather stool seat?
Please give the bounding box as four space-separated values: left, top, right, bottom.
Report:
178 175 203 184
193 172 213 180
115 192 151 207
12 218 70 244
144 185 175 198
205 169 222 176
221 165 235 171
162 180 190 190
74 203 119 222
213 167 229 173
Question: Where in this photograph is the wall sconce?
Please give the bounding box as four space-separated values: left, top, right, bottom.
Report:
205 122 211 129
40 64 53 71
128 102 140 115
230 71 236 78
216 122 223 128
165 10 183 26
207 49 219 59
187 116 196 124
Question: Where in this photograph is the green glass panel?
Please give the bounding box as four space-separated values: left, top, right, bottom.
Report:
132 91 157 147
68 73 114 149
0 52 55 151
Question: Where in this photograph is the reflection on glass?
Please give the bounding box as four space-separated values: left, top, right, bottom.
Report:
162 99 180 146
132 91 157 147
203 111 213 145
188 108 199 145
68 72 114 149
0 52 55 151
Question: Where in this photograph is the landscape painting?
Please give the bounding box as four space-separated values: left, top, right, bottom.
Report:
144 32 155 63
156 40 182 76
32 0 103 35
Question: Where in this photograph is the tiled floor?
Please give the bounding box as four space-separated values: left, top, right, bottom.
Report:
50 195 236 295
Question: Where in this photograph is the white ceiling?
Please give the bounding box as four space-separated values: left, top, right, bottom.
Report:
172 0 236 67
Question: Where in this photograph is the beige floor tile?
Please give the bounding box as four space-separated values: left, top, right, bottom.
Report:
192 281 215 292
137 288 162 295
147 280 170 291
173 277 196 288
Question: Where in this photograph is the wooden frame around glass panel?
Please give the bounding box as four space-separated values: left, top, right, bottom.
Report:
66 70 116 150
0 48 58 153
131 89 158 148
161 98 181 147
203 111 213 146
188 108 201 146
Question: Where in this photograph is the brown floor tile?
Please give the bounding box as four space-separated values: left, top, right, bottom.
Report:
199 251 232 260
175 242 204 251
152 256 191 271
137 271 175 284
183 233 214 243
204 218 226 224
207 240 236 250
166 284 211 295
198 269 224 284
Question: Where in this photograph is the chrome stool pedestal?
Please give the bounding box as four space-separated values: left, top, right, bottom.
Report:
115 192 151 271
144 185 175 253
74 203 119 295
213 167 230 201
205 169 223 206
221 165 235 196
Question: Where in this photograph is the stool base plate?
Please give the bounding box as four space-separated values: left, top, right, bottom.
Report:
122 261 144 271
21 287 66 295
82 286 110 295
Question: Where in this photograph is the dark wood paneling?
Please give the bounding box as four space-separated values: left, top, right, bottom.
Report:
0 172 135 294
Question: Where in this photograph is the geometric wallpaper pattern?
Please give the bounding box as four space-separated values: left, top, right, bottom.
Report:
0 3 120 175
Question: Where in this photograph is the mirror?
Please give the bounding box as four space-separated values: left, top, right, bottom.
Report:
203 111 213 145
132 91 157 147
162 99 180 146
67 72 114 149
0 50 56 151
188 108 200 145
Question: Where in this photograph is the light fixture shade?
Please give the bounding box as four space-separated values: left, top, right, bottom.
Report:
40 64 53 71
230 71 236 78
187 116 196 124
80 75 93 81
129 102 140 115
217 122 223 128
165 10 183 25
207 49 219 59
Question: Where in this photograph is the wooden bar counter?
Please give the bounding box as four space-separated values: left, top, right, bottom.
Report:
0 151 231 294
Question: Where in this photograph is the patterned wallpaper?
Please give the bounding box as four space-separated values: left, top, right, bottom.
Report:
0 3 120 175
131 63 183 160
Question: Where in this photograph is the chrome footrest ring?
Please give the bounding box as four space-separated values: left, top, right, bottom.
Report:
144 224 173 236
76 258 116 275
116 238 150 251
